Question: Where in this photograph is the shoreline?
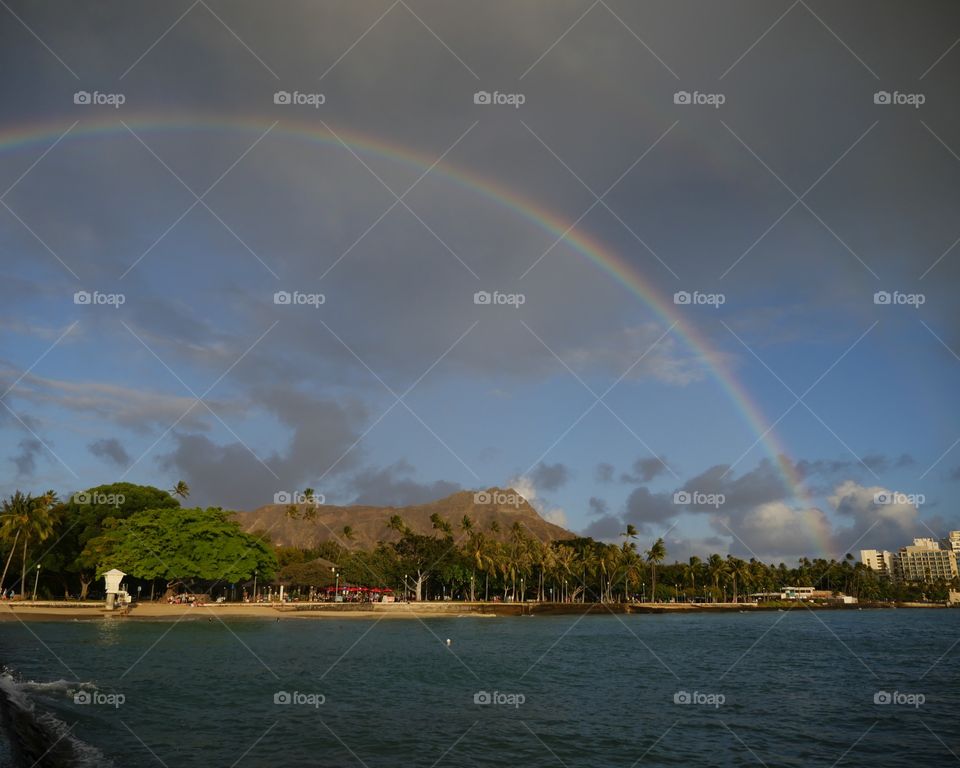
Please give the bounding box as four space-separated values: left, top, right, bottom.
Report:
0 599 953 622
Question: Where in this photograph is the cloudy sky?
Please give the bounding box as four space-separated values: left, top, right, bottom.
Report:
2 0 959 563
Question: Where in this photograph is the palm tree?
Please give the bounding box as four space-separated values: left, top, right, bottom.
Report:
0 491 57 598
645 538 666 603
707 554 726 602
170 480 190 499
0 492 30 594
687 556 701 594
620 525 638 601
727 556 751 603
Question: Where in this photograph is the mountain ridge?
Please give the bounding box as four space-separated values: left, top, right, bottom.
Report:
233 487 575 550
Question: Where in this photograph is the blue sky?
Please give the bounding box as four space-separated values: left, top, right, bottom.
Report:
2 0 959 562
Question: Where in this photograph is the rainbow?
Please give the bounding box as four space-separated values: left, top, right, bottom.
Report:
0 114 824 546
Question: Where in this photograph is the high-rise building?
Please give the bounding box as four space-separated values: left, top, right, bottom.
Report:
945 531 960 556
895 538 958 583
860 549 894 575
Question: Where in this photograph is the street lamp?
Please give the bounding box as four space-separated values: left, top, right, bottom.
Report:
32 564 40 601
137 585 142 602
253 569 258 602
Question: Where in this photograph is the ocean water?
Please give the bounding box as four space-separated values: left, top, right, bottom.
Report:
1 609 958 767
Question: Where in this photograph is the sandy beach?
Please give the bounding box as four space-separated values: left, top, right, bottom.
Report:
1 599 945 622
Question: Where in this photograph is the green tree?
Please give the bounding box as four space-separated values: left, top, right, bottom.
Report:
0 490 58 598
49 483 180 598
645 538 666 603
620 524 639 601
87 506 275 584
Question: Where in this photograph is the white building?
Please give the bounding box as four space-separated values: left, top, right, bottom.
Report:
860 549 894 575
895 538 958 583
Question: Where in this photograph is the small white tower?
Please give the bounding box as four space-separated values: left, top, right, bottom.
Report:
103 569 126 610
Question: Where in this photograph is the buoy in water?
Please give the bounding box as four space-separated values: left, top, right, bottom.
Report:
445 638 451 646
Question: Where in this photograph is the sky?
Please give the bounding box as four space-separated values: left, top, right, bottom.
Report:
1 0 959 564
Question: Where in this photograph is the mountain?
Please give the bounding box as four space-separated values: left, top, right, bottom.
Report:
233 488 575 550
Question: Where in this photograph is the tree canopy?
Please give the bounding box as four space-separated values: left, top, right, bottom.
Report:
89 506 276 583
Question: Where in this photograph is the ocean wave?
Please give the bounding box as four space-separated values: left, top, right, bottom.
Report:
0 669 112 768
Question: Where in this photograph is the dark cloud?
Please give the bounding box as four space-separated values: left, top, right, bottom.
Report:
88 437 131 467
159 391 366 509
595 463 614 484
529 462 569 491
579 514 625 541
587 496 608 517
619 456 669 484
10 438 44 476
623 486 677 528
349 460 460 507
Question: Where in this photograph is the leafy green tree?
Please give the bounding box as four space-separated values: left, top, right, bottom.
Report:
393 529 452 601
88 506 275 584
48 483 180 598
